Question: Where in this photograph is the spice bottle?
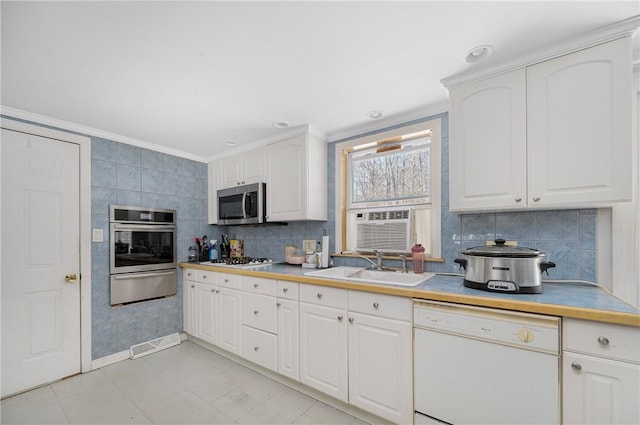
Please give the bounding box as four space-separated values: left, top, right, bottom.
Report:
412 243 425 274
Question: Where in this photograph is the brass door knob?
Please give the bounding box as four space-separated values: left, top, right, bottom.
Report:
65 273 77 283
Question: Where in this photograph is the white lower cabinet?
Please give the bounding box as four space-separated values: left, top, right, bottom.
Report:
299 301 348 402
347 292 413 424
241 324 278 371
184 271 414 422
277 297 299 381
563 318 640 425
182 270 198 336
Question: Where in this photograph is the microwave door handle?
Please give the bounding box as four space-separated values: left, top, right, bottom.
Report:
242 192 248 219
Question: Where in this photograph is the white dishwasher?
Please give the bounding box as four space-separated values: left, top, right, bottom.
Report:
413 300 560 425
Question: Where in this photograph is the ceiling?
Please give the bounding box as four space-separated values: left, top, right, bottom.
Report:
2 1 638 161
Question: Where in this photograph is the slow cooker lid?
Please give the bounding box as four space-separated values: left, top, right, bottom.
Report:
462 239 542 258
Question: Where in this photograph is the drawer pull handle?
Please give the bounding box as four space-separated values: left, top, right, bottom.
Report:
253 310 259 315
532 196 541 202
283 288 288 293
337 315 343 321
254 283 259 288
211 289 215 293
254 346 259 351
276 302 281 307
571 362 582 372
187 272 192 277
348 317 354 324
224 278 229 283
215 289 220 294
514 197 522 203
191 284 195 288
317 293 323 299
203 275 207 279
373 302 379 309
597 336 610 346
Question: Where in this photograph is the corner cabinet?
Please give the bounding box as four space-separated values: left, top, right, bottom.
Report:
448 36 633 212
562 318 640 425
266 132 327 222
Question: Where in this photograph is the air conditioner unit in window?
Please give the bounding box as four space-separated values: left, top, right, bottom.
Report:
352 208 414 253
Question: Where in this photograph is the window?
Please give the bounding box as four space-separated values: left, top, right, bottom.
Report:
348 131 432 209
334 119 442 257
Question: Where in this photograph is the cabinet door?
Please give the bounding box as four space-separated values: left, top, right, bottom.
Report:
266 134 307 221
220 153 243 188
563 352 640 425
449 68 527 212
217 287 241 355
527 37 632 207
183 276 198 336
197 283 217 345
348 312 413 424
242 147 265 184
299 302 348 402
207 160 221 224
277 298 299 381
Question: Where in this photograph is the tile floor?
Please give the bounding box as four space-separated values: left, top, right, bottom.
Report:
0 341 370 425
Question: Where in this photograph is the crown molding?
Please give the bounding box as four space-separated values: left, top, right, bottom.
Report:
0 105 209 163
326 101 449 144
442 15 640 88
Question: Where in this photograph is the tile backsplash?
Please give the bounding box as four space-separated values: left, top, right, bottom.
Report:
91 138 209 359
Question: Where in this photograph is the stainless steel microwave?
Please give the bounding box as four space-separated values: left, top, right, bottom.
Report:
217 182 266 225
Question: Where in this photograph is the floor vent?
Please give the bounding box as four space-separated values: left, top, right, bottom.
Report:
129 333 181 359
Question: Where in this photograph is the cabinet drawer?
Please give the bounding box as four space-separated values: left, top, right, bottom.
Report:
241 325 277 372
242 276 276 296
564 318 640 363
348 291 412 322
277 280 299 301
183 268 197 282
217 272 241 289
196 270 215 284
299 284 347 309
242 292 277 333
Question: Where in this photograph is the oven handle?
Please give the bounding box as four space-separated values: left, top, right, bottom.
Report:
112 223 176 231
242 192 248 219
111 270 176 280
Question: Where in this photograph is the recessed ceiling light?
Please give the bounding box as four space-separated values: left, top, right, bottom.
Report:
224 140 237 146
273 121 289 128
465 45 493 64
367 110 384 120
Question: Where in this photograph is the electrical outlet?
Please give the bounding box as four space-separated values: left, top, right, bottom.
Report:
303 239 317 252
92 228 104 242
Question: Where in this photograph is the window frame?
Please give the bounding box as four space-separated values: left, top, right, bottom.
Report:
333 119 442 258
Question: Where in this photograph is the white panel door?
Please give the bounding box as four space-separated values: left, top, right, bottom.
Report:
448 68 527 211
217 287 241 355
1 129 81 397
563 352 640 425
197 283 217 345
266 134 306 221
527 37 632 207
348 312 413 424
277 298 299 381
299 302 348 402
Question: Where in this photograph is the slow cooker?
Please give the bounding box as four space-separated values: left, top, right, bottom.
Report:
454 239 555 294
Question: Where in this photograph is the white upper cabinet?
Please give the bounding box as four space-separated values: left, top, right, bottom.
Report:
448 36 633 212
449 68 527 211
527 38 632 207
266 132 327 222
220 148 266 189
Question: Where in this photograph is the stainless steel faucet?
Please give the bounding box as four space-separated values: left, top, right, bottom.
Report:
356 250 383 270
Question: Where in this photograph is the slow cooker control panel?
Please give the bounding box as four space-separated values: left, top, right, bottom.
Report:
487 280 517 291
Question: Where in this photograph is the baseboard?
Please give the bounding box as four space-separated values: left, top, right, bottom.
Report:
90 332 189 370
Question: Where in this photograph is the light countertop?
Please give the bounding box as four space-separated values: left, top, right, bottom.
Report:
180 262 640 327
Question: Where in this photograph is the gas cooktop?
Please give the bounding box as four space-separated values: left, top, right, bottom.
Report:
202 257 274 268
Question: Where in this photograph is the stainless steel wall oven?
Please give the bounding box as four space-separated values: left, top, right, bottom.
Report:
109 205 177 305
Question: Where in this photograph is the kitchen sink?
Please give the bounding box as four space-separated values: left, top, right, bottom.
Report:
304 266 434 287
